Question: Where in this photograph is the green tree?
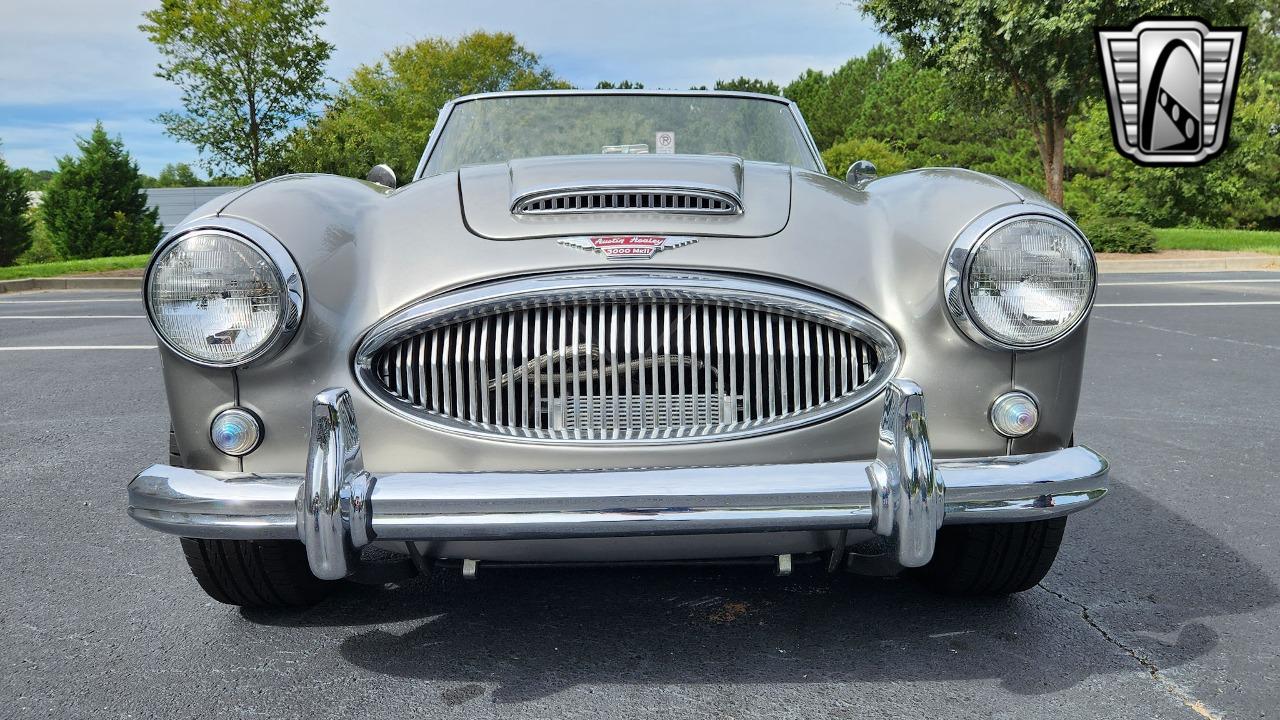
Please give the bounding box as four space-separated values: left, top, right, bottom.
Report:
595 80 645 89
41 122 162 259
782 69 830 138
140 0 334 181
147 162 203 187
859 0 1253 205
780 47 1039 185
784 46 897 149
0 151 34 266
714 77 782 95
281 31 568 179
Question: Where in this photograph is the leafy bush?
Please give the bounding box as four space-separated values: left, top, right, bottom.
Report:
1079 216 1158 254
821 137 910 180
15 210 61 264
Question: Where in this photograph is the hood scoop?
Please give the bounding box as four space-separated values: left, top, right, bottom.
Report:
459 154 790 240
512 187 740 216
509 155 743 216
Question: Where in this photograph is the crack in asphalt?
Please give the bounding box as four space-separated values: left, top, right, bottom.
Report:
1038 584 1221 720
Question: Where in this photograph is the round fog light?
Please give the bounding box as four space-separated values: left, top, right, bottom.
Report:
211 408 262 456
990 392 1039 438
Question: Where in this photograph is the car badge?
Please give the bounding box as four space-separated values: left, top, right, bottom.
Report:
558 235 698 260
1096 18 1246 166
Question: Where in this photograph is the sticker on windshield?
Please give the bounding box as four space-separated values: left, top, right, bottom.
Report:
655 131 675 154
602 143 649 154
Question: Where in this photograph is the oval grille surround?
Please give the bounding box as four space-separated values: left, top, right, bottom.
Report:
354 272 899 444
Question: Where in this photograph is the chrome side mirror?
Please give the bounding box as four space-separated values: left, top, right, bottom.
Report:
845 160 878 189
367 164 397 189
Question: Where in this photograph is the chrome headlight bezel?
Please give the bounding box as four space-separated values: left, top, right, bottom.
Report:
943 206 1097 351
144 217 304 368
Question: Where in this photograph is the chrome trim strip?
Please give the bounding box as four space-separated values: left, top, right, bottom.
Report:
942 205 1098 352
126 381 1109 578
412 89 825 180
351 271 902 445
143 217 305 368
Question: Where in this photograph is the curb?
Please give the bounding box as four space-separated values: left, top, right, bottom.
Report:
0 276 142 294
1098 256 1280 274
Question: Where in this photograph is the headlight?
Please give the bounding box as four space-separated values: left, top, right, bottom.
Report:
145 223 303 367
945 210 1095 350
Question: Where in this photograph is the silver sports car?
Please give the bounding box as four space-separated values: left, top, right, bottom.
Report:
127 90 1108 607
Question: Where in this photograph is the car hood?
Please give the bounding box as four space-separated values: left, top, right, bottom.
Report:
458 154 791 239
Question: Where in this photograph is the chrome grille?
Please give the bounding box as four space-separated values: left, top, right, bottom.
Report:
512 188 740 215
356 273 898 444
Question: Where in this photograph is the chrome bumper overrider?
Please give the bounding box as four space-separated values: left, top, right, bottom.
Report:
127 380 1109 580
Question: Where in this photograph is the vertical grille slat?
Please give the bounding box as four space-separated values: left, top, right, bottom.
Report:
367 280 888 442
545 307 555 432
747 308 757 420
716 309 727 425
663 304 674 431
532 309 543 429
701 304 712 435
676 303 687 431
452 325 464 418
570 306 581 438
815 320 826 407
598 304 608 439
732 307 742 420
468 320 481 423
623 304 634 432
637 303 648 432
740 310 753 422
505 313 516 428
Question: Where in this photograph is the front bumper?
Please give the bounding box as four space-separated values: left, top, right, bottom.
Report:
128 380 1108 580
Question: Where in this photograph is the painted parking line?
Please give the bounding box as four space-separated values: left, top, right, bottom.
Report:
0 345 157 351
1095 301 1280 307
0 315 146 320
1099 278 1280 286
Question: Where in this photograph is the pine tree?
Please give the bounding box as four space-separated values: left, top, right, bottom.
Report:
42 122 163 259
0 150 33 267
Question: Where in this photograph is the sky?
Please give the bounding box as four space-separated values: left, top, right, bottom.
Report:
0 0 884 177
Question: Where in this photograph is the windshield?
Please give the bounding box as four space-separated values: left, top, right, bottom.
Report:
421 93 820 176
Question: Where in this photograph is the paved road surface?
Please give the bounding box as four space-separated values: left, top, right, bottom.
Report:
1 273 1277 719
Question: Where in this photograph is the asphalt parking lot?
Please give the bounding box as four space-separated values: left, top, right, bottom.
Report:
1 273 1277 719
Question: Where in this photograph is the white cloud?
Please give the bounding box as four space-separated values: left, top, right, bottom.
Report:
0 0 175 106
0 0 885 173
323 0 882 88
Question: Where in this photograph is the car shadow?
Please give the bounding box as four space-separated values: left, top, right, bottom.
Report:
242 481 1277 704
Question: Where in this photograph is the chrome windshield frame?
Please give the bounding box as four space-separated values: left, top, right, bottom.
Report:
411 89 827 181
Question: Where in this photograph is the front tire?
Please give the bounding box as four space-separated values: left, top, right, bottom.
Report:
913 517 1067 596
180 538 334 608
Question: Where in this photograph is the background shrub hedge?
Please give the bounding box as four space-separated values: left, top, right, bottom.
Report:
1079 216 1158 254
